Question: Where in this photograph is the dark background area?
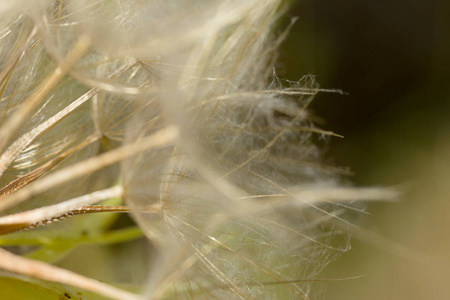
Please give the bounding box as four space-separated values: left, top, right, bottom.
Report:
282 0 449 186
281 1 450 299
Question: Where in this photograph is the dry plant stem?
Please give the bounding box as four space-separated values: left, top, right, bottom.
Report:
0 126 178 212
0 205 129 235
0 27 38 91
0 35 91 159
0 186 122 228
0 133 100 201
0 247 142 300
0 88 99 177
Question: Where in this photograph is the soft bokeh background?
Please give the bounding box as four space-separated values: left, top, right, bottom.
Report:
281 1 450 299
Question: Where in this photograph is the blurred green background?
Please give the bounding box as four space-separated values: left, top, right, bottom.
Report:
281 1 450 299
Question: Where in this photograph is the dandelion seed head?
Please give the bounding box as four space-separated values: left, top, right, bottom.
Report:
0 1 391 299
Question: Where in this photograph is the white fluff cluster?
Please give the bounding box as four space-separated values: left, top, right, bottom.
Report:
0 1 394 299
